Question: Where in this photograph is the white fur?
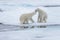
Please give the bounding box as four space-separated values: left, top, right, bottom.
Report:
19 11 36 24
35 8 47 23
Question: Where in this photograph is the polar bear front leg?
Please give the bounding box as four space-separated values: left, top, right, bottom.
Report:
29 18 34 23
43 15 47 23
38 17 43 23
43 18 47 23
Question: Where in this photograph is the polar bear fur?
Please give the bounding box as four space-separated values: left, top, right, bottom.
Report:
35 8 47 23
20 11 36 24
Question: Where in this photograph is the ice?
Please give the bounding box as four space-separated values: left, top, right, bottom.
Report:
0 25 60 40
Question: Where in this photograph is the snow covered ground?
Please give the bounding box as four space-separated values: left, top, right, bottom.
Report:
0 24 60 40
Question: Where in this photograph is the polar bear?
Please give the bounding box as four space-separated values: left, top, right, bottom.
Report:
35 8 47 28
35 8 47 23
19 11 36 24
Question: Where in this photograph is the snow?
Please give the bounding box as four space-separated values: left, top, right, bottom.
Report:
0 24 60 40
0 26 60 40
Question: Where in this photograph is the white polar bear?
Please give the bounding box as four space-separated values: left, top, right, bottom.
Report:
19 11 36 24
35 8 47 23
